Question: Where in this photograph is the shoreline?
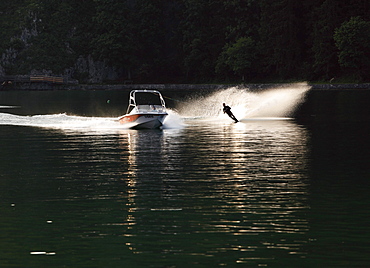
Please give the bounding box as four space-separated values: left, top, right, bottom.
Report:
1 82 370 91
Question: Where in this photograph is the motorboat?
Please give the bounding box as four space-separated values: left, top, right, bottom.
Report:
118 89 168 129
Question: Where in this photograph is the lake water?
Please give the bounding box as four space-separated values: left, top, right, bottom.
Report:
0 84 369 267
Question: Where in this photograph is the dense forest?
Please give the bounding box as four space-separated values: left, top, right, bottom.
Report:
0 0 370 83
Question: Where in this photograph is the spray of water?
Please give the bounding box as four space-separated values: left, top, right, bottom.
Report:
163 110 184 129
0 83 309 131
177 83 310 120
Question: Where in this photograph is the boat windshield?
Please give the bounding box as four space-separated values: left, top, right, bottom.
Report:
135 92 163 106
136 104 166 113
126 90 166 114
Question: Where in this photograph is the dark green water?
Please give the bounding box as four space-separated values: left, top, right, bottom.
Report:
0 87 369 267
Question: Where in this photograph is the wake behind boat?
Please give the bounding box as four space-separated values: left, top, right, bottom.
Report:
118 90 168 129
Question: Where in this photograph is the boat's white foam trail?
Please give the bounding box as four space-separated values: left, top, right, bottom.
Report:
0 105 19 108
0 113 120 130
176 83 310 120
0 108 183 131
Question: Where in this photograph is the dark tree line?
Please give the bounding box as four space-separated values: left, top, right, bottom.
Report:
1 0 370 83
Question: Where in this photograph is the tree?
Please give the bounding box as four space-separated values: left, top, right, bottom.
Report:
215 0 260 81
181 0 227 82
258 0 308 79
92 0 181 82
310 0 370 81
92 0 136 72
217 37 258 81
222 0 260 43
2 0 94 74
334 16 370 80
0 0 26 51
129 0 168 82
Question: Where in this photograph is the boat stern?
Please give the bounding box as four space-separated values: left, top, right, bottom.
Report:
119 113 167 129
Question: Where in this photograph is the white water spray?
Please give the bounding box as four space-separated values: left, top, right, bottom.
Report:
163 110 184 129
0 83 309 131
177 83 310 120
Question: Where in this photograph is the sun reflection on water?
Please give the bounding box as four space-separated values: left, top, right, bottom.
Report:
118 119 310 265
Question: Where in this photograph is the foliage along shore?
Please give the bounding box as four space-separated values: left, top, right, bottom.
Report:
1 1 370 85
1 81 370 91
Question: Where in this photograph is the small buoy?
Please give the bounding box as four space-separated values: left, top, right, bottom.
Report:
107 100 110 104
47 221 53 224
11 204 15 207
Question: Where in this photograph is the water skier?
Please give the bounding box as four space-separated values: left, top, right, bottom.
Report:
223 103 238 123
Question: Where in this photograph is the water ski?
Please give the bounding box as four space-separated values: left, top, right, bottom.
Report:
227 112 238 123
227 115 238 123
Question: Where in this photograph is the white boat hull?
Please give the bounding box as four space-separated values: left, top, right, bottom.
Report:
119 113 167 129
